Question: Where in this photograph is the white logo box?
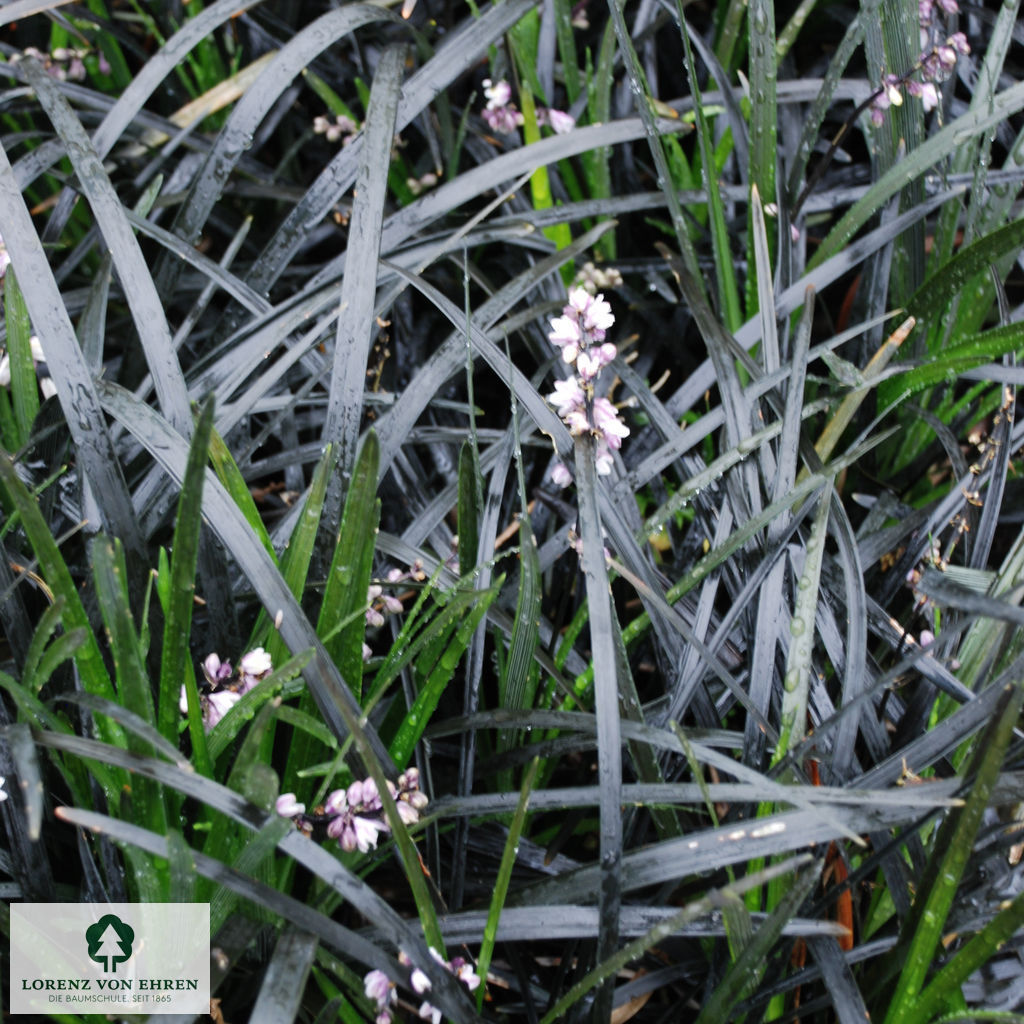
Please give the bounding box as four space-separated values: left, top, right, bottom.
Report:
10 903 210 1015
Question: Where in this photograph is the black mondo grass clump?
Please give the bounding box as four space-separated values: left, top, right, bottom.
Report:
1 0 1024 1021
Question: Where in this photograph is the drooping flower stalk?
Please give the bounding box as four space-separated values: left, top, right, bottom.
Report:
275 767 429 853
178 647 274 731
362 945 481 1024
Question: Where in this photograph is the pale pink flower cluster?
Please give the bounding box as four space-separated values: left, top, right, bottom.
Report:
574 261 623 295
364 946 481 1024
276 768 428 855
313 113 359 144
870 0 969 124
536 106 576 135
546 287 629 483
179 648 273 731
481 78 523 134
10 45 106 81
363 570 415 661
481 78 575 136
0 233 9 279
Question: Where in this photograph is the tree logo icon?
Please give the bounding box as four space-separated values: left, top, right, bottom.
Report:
85 914 135 973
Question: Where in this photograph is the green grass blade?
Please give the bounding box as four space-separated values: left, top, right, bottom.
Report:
159 397 214 767
318 431 380 701
388 584 498 768
475 756 540 1012
537 855 814 1024
813 316 915 466
98 381 394 767
207 424 277 562
90 534 165 843
678 11 742 330
751 184 779 372
882 677 1024 1024
914 887 1024 1022
775 482 831 760
606 0 703 293
260 443 335 667
0 454 116 713
4 269 37 449
694 867 820 1024
878 320 1024 411
746 0 778 314
807 80 1024 273
907 216 1024 330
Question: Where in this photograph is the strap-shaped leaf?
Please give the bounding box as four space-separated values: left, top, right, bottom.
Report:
0 144 143 558
161 398 215 768
318 431 380 701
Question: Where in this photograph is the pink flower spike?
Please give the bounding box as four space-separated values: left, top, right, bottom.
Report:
361 777 380 807
325 789 348 816
482 78 512 109
482 106 524 134
418 1002 442 1024
551 462 573 488
455 961 482 991
576 350 602 381
565 408 590 435
410 967 432 994
548 377 586 418
202 652 231 686
917 81 939 110
583 293 614 331
396 801 420 825
276 793 305 818
353 816 385 852
548 314 582 351
239 647 272 678
204 690 240 730
546 108 576 134
948 31 970 54
592 397 630 447
364 969 392 1006
567 287 592 315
